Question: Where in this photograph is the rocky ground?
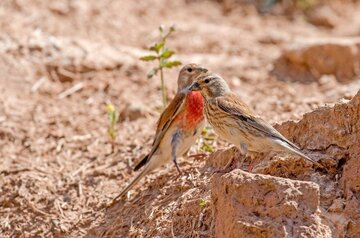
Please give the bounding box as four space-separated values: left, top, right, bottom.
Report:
1 0 360 237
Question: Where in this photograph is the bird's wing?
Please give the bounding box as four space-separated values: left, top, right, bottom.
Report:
216 93 300 149
215 93 324 168
134 92 186 170
154 92 186 138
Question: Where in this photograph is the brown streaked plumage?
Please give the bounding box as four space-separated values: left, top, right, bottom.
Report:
189 73 323 169
111 64 207 203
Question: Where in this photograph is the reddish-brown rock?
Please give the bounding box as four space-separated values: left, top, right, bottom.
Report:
272 38 360 83
306 5 339 29
206 146 239 169
212 170 331 238
277 91 360 166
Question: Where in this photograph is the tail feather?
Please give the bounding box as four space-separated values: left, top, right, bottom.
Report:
276 139 324 169
134 154 149 171
112 164 152 202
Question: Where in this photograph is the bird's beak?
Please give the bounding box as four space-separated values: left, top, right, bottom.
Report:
189 82 200 91
198 67 208 73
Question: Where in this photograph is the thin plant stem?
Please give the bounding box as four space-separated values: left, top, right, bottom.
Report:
158 53 167 108
160 67 167 107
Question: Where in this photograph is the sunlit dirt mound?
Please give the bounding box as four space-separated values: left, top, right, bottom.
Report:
2 0 360 237
89 91 360 237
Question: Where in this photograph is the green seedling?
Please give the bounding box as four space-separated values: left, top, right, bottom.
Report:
106 103 119 142
200 126 216 153
201 141 214 153
140 25 182 109
199 198 208 209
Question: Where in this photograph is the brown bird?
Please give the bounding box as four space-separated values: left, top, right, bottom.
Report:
112 64 207 202
189 73 323 169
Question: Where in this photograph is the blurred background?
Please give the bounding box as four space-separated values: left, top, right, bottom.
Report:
1 0 360 237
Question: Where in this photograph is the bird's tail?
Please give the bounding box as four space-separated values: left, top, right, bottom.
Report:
111 163 153 202
276 139 324 169
134 154 149 171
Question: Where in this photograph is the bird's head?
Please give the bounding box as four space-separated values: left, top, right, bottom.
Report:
177 63 208 91
189 73 230 99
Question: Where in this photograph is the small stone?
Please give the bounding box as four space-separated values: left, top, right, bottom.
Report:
306 5 338 29
328 198 345 213
120 101 148 121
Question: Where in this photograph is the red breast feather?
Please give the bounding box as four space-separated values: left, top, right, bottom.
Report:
184 91 204 129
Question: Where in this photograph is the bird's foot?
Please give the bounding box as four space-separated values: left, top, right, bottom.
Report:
174 161 182 175
237 151 247 169
247 157 260 172
172 161 185 180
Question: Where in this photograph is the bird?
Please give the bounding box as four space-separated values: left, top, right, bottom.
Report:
111 64 208 202
188 72 323 170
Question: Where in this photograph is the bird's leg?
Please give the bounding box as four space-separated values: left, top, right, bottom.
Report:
238 142 248 168
171 131 182 176
247 157 256 172
248 155 260 172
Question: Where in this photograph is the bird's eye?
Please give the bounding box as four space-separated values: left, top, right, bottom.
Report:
187 68 193 73
204 79 210 84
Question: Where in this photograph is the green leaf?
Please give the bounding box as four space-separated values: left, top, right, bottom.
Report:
199 198 207 208
160 50 175 59
140 55 158 61
160 60 182 68
201 127 209 135
147 68 158 79
150 42 164 53
106 103 116 114
201 126 216 140
201 141 214 153
106 103 119 141
108 128 116 141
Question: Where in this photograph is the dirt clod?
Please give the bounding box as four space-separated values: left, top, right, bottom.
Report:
212 170 331 238
272 38 360 83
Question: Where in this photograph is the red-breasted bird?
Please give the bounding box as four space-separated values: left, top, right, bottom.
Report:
112 64 207 202
189 73 323 169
